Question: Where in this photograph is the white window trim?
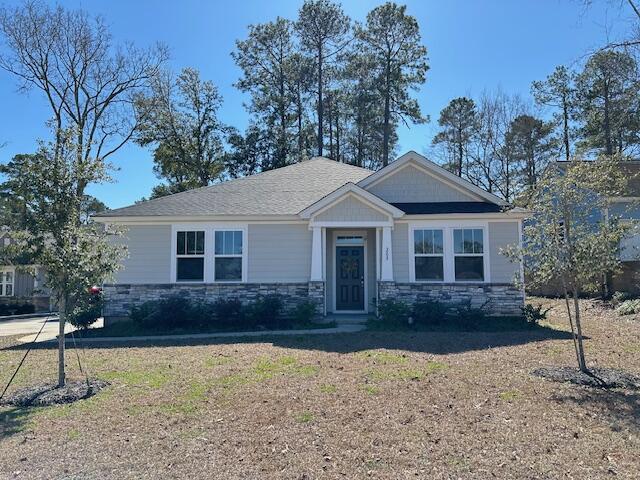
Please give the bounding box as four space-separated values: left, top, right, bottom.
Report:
412 228 445 282
452 228 486 283
408 221 491 283
213 228 246 283
170 224 248 284
175 230 206 283
0 266 15 296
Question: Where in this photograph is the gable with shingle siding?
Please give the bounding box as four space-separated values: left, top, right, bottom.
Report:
366 163 479 203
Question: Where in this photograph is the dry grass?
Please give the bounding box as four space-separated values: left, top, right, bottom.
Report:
1 297 639 479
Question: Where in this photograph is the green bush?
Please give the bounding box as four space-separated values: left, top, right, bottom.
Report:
130 295 199 329
68 291 104 329
210 298 244 327
293 300 318 325
520 303 551 325
616 299 640 316
411 300 447 326
0 302 36 316
245 295 284 328
377 299 410 326
611 291 634 307
449 302 486 329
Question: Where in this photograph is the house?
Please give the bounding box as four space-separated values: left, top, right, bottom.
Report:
0 229 52 313
93 152 527 324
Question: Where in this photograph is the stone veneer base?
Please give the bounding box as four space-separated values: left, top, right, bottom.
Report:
103 282 325 325
377 281 524 316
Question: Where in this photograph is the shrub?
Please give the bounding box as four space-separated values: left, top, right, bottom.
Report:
611 291 634 307
210 298 244 328
130 295 202 330
521 303 551 325
411 300 447 326
68 291 104 329
16 303 35 315
377 299 410 326
293 300 318 325
616 299 640 316
449 301 486 329
245 295 284 328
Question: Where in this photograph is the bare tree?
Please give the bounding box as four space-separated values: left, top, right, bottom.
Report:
0 0 167 196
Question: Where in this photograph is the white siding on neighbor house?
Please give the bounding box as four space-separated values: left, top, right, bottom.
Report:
314 195 389 222
392 223 410 282
247 223 312 282
112 225 172 284
488 221 520 283
367 164 478 203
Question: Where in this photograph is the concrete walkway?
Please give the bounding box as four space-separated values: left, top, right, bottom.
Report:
20 322 366 344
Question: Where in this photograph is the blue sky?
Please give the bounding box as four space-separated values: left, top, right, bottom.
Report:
0 0 631 208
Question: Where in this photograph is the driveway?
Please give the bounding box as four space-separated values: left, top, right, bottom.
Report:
0 315 103 342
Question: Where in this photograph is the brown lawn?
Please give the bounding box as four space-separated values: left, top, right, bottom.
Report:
1 297 639 479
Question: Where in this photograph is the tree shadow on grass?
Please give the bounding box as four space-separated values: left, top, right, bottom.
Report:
550 389 640 433
0 407 33 439
2 324 575 355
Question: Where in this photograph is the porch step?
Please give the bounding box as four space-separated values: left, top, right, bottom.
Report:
325 314 369 326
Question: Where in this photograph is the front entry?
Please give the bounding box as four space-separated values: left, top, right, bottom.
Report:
336 246 365 311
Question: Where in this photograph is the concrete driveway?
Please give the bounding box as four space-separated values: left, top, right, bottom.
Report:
0 315 104 342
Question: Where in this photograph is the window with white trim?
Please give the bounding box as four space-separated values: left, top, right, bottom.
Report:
214 230 243 281
453 228 484 281
176 231 205 281
0 268 14 296
413 229 444 281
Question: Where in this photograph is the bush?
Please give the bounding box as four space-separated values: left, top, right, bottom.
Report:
68 291 104 329
245 295 284 329
0 302 36 316
449 302 486 329
616 299 640 316
293 300 318 325
130 295 202 330
521 303 551 325
210 298 244 328
611 291 634 307
411 300 447 326
377 299 411 327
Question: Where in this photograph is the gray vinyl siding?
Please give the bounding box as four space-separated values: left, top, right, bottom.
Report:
489 221 520 283
14 270 34 296
315 196 388 222
112 225 172 284
367 164 479 203
392 223 410 282
247 224 312 282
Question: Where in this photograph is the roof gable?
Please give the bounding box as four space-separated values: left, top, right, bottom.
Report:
299 183 404 220
358 151 507 206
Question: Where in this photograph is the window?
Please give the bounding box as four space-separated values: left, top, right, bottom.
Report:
413 229 444 281
176 231 205 281
453 228 484 281
214 230 243 281
0 268 14 296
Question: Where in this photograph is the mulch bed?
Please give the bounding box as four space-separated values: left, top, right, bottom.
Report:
533 366 640 389
0 379 109 407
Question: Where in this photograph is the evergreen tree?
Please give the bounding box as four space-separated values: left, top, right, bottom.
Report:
356 2 428 166
432 97 477 177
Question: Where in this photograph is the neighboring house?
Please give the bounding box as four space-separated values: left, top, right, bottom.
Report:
529 160 640 296
94 152 527 324
0 229 52 312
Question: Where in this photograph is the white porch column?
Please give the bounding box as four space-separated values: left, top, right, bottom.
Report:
310 226 323 281
380 226 394 281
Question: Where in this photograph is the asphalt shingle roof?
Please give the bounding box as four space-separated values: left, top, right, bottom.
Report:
97 157 374 217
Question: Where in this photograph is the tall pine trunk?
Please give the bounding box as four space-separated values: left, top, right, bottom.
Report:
317 47 323 157
562 100 570 161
